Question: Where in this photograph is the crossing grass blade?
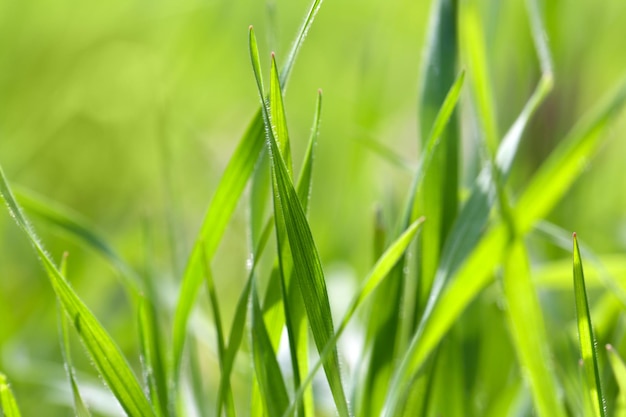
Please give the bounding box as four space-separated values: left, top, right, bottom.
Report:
171 0 326 381
573 233 607 417
0 166 156 417
58 253 92 417
283 217 424 417
503 239 567 417
0 373 22 417
249 27 350 417
606 345 626 417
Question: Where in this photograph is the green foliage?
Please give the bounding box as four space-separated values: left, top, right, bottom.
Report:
1 0 626 416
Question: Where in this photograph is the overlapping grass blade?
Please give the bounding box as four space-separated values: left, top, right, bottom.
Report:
250 281 289 416
606 345 626 417
249 27 350 417
0 373 22 417
284 218 424 417
0 166 156 417
14 187 141 296
171 0 326 380
503 239 567 417
58 253 92 417
573 233 607 417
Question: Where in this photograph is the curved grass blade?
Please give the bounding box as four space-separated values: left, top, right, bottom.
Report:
573 233 607 417
171 0 326 381
0 373 22 417
283 218 424 417
503 239 567 417
606 345 626 417
58 253 92 417
0 167 156 417
250 282 289 417
249 29 350 417
14 187 141 296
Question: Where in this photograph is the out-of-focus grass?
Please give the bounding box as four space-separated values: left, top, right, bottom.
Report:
1 0 626 416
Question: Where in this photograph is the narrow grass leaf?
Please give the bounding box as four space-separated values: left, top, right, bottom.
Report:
0 373 22 417
573 233 607 417
503 239 566 417
0 166 156 417
606 345 626 417
250 282 289 417
172 0 325 379
58 253 92 417
284 218 424 417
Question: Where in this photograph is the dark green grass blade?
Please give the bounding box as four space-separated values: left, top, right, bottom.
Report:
606 345 626 417
14 187 141 295
0 373 21 417
573 233 607 417
503 239 567 417
249 28 350 417
0 167 156 417
415 0 459 326
250 282 289 417
171 0 325 380
58 253 92 417
284 218 424 417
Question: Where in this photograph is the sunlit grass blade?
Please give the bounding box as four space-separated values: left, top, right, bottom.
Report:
606 345 626 417
503 239 567 417
573 233 607 417
0 166 156 417
249 28 350 417
0 373 21 417
250 282 289 416
14 186 141 296
283 217 424 417
171 0 326 381
58 253 92 417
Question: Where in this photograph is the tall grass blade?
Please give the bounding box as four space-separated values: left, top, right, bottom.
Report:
0 166 156 417
0 373 21 417
503 239 566 417
573 233 607 417
172 0 326 380
58 253 92 417
606 345 626 417
249 28 350 417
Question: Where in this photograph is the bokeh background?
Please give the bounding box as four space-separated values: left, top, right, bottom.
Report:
1 0 625 415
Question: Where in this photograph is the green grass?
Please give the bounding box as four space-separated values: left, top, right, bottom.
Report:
2 0 626 416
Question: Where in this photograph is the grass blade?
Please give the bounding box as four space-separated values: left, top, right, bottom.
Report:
0 166 156 417
573 233 606 417
503 239 567 417
606 345 626 417
249 28 350 416
171 0 326 381
0 373 22 417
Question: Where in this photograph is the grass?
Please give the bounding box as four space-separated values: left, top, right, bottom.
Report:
1 0 626 416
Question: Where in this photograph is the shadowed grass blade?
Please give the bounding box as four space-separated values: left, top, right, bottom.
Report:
249 28 350 417
171 0 326 381
0 373 22 417
503 239 566 417
0 166 156 417
573 233 606 417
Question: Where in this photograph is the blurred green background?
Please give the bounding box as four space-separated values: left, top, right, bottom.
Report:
1 0 625 415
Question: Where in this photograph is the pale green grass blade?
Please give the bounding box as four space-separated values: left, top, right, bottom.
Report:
270 53 292 175
249 29 349 417
415 0 459 326
250 282 289 417
58 253 92 417
171 0 325 380
284 218 424 417
573 233 607 417
606 345 626 417
0 373 21 417
503 239 567 417
0 166 156 417
14 187 141 296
